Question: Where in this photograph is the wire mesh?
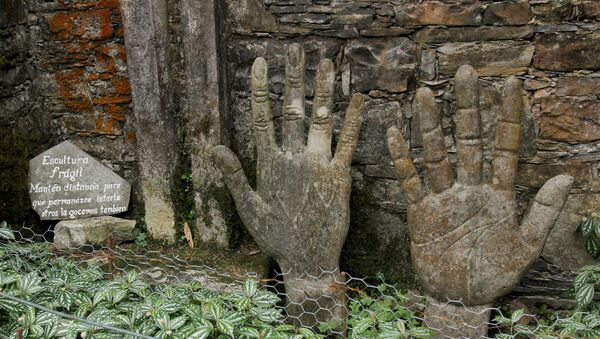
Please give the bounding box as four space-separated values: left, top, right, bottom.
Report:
0 222 598 338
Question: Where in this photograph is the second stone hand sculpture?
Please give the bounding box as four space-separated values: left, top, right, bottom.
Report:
386 65 574 338
211 44 364 326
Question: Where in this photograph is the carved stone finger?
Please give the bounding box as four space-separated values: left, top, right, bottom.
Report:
492 76 522 190
333 93 364 168
282 44 306 154
386 127 424 204
251 57 277 158
307 59 335 159
520 174 574 251
417 87 454 193
210 145 265 234
455 65 483 186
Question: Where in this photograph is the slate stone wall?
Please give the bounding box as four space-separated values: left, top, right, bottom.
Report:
0 0 141 227
222 0 600 286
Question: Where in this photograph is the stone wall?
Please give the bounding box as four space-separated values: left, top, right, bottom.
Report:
2 0 600 298
1 0 141 228
223 0 600 285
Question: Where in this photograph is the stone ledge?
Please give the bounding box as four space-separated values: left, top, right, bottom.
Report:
54 216 136 252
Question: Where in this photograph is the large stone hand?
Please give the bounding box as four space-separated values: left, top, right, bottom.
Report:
211 44 364 325
386 65 573 337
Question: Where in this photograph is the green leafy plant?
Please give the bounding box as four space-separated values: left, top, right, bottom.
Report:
181 174 193 193
0 238 319 338
492 309 531 338
573 265 600 309
492 264 600 338
493 307 600 338
0 221 15 241
578 211 600 257
135 232 148 248
319 285 432 338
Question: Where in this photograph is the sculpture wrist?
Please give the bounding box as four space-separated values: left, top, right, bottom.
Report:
424 296 492 339
279 267 345 328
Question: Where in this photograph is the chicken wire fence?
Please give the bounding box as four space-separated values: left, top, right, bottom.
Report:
0 223 597 339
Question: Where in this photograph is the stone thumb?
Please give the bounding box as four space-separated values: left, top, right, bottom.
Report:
210 145 252 203
520 174 574 251
211 145 243 177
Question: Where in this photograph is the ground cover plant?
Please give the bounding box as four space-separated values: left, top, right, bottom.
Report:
0 224 317 338
492 263 600 338
578 210 600 258
1 220 599 338
0 223 431 339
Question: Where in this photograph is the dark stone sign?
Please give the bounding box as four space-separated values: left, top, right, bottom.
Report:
28 141 131 220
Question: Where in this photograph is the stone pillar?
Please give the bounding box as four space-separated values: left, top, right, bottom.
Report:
120 1 177 242
180 0 231 247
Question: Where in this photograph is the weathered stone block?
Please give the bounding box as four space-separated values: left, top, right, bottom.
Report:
279 13 331 24
225 0 277 32
530 1 571 22
344 38 417 93
420 49 437 81
395 2 481 27
0 0 27 28
539 98 600 142
542 193 600 271
359 27 413 37
342 203 414 283
534 33 600 71
438 42 534 76
517 163 593 189
582 1 600 20
54 216 136 252
314 28 359 39
415 26 533 43
484 2 531 25
555 77 600 97
269 5 334 14
333 13 373 26
523 79 553 91
354 100 403 165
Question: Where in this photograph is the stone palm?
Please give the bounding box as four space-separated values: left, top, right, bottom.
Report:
211 44 364 325
387 65 573 336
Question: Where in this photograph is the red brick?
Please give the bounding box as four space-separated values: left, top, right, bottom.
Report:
94 51 116 74
105 104 125 115
111 78 131 95
55 69 94 112
95 116 118 135
126 130 137 142
49 9 113 40
98 0 119 9
92 95 130 105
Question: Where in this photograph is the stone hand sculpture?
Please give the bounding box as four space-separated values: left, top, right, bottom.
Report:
386 65 573 337
211 44 364 325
